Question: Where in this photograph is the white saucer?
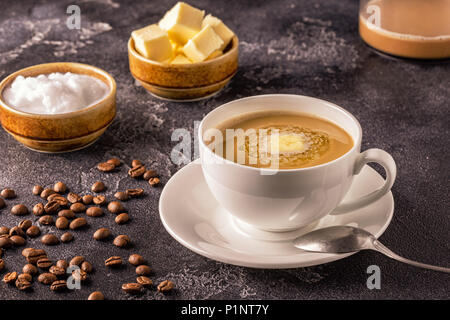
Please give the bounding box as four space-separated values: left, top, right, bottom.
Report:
159 160 394 269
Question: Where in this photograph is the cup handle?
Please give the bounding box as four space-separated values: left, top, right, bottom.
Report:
332 148 396 214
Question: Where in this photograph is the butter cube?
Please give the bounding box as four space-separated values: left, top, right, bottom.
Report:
132 24 173 62
171 54 192 65
182 25 224 62
159 2 204 45
202 14 234 50
206 50 223 60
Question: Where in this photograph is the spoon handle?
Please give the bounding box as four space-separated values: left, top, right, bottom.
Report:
372 240 450 273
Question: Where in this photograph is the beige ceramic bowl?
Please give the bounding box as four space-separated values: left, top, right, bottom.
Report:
0 62 116 153
128 36 239 101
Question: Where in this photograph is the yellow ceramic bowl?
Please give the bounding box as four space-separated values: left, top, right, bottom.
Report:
128 36 239 101
0 62 116 153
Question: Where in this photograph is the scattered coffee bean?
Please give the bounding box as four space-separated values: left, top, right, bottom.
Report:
107 158 122 167
49 265 66 276
131 159 142 167
93 228 110 240
18 273 32 282
60 232 74 243
58 209 75 219
22 248 35 258
128 165 146 178
88 291 105 300
0 259 4 271
86 206 104 217
70 218 87 230
11 204 29 216
157 280 175 293
91 181 106 193
26 226 41 238
23 264 38 275
1 188 16 199
32 185 43 196
105 256 122 267
114 191 128 201
50 280 67 291
0 198 5 209
0 236 13 249
53 182 67 194
107 201 125 214
82 194 94 205
18 219 32 231
135 265 151 276
15 277 32 291
128 254 145 266
97 162 115 172
3 271 18 284
149 177 160 187
0 226 9 235
93 195 107 206
40 188 55 199
143 169 157 180
26 249 47 264
44 200 60 214
136 276 152 287
70 256 85 266
37 257 53 269
55 217 69 230
115 213 129 225
39 215 54 225
56 260 69 270
113 235 131 248
67 192 82 204
38 273 57 285
33 203 45 216
9 226 25 237
10 235 26 247
51 195 69 207
41 234 59 246
126 188 144 198
81 261 93 273
72 269 88 282
70 202 86 213
122 283 143 295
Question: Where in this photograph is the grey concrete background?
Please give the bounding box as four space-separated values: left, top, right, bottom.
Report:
0 0 449 300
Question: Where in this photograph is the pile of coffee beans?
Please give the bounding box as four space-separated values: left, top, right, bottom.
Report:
0 158 174 299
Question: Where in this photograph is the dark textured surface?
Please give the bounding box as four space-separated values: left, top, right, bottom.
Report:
0 0 449 300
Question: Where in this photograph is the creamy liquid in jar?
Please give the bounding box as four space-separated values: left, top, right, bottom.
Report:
359 0 450 59
2 72 109 114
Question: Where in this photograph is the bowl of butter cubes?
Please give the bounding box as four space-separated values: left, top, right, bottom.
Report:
128 2 238 101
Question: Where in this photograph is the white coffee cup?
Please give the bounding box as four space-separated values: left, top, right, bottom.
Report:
198 94 396 231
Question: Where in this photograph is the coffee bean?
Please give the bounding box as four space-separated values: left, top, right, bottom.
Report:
3 271 18 284
32 185 43 196
38 273 58 285
33 203 45 216
23 264 38 275
88 291 105 300
55 217 69 230
93 195 107 206
72 269 88 282
22 247 35 258
26 226 41 238
126 188 144 198
0 226 9 235
93 228 110 240
48 194 69 207
128 254 145 266
53 182 67 194
70 202 86 213
136 276 152 287
11 204 29 216
60 232 74 243
26 249 47 264
122 283 143 294
0 236 13 249
108 158 122 166
56 260 69 269
128 165 146 178
107 201 124 214
18 273 32 282
49 265 66 276
44 200 60 214
143 169 157 180
9 226 25 237
10 235 26 247
135 265 151 276
115 213 129 225
15 277 32 291
41 234 59 246
131 159 142 167
70 218 87 230
105 256 122 267
114 191 129 201
86 206 103 217
37 257 53 269
81 261 93 273
70 256 85 266
149 177 160 187
0 198 5 209
58 209 75 219
157 280 175 293
18 219 32 231
113 235 131 248
91 181 106 193
0 259 4 271
67 192 82 204
40 188 55 199
97 162 115 172
1 188 16 199
82 195 94 205
39 215 54 225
